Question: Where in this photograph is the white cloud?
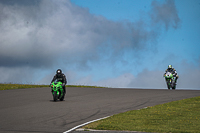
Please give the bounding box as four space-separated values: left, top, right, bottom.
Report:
0 0 180 68
68 61 200 89
0 0 189 89
94 73 136 88
94 70 166 88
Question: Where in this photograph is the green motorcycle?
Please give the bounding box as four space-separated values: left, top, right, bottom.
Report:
164 71 176 90
51 81 65 101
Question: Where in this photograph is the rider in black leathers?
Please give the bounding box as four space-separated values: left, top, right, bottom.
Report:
163 65 179 83
51 69 67 93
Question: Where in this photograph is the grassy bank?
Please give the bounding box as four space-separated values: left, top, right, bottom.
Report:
83 96 200 133
0 83 104 90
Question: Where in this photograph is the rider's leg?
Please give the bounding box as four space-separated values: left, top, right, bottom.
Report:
63 86 66 94
175 75 179 83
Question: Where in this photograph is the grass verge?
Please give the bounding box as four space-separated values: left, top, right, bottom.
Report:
0 83 105 90
83 96 200 133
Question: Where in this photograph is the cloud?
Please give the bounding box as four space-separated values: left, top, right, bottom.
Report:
0 0 182 85
176 59 200 89
90 70 166 89
150 0 181 30
0 0 40 6
92 73 136 88
0 66 41 84
82 64 200 89
0 0 180 67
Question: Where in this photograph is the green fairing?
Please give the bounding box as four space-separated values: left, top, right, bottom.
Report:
51 81 65 101
165 73 173 79
164 72 176 90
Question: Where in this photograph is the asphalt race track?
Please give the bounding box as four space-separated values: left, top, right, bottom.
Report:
0 87 200 133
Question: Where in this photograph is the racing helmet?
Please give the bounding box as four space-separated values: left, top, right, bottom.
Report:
168 65 172 69
56 69 62 75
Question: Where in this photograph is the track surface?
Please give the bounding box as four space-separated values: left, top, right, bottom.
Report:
0 87 200 133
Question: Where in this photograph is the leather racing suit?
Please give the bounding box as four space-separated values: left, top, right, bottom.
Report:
51 73 67 93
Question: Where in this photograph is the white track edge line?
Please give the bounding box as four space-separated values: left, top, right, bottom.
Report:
63 116 110 133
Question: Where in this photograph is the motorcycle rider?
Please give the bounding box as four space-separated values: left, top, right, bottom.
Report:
163 65 179 84
51 69 67 94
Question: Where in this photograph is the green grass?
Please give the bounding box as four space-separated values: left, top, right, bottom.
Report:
83 96 200 133
0 83 105 90
0 83 49 90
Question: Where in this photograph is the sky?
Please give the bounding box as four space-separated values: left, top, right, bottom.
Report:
0 0 200 89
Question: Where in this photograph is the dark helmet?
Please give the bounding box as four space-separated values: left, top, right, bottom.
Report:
56 69 62 75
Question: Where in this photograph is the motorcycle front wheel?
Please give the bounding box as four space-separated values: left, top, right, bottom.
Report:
166 81 171 89
167 85 170 89
53 92 58 102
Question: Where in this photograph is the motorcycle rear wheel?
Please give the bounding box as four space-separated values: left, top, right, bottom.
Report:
171 81 176 90
60 94 65 101
172 85 176 90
